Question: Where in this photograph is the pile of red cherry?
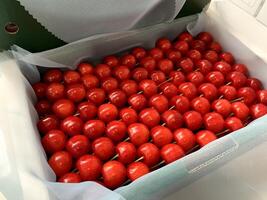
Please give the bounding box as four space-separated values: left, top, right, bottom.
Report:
33 31 267 189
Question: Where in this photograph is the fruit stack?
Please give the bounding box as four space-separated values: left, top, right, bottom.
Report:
32 31 267 189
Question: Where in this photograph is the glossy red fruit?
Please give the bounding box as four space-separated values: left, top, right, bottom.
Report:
161 144 185 164
227 71 247 89
76 154 102 181
52 99 75 119
149 48 164 60
128 123 150 146
120 80 138 96
173 95 190 113
128 94 147 111
37 115 59 134
197 32 213 43
127 162 149 181
86 88 106 106
150 70 166 85
66 84 86 102
166 50 182 62
257 90 267 105
233 64 248 75
204 50 219 63
58 173 81 183
190 40 206 52
139 80 158 97
195 59 213 75
98 103 118 123
132 47 147 60
92 137 115 161
121 54 136 69
150 126 173 148
101 77 119 93
187 71 205 86
198 83 218 101
60 116 83 136
32 82 47 99
113 65 131 81
63 70 81 84
102 161 127 189
103 55 119 68
178 58 194 73
206 71 225 87
149 94 169 113
108 89 127 108
196 130 217 147
178 32 193 42
48 151 72 177
161 110 183 130
225 117 243 131
187 49 202 62
183 110 203 131
77 102 97 121
132 67 148 82
212 99 232 118
42 130 66 154
66 135 90 158
156 38 172 51
83 120 105 140
95 64 111 80
219 85 237 100
204 112 224 133
43 69 63 83
232 102 250 120
77 62 94 75
116 142 137 164
81 74 99 89
173 40 189 54
237 87 256 105
246 78 262 91
119 108 138 125
35 100 51 116
137 143 160 167
191 97 210 115
106 121 127 142
220 52 234 64
170 71 185 87
250 103 267 119
213 61 231 75
174 128 196 152
140 56 156 72
178 82 197 100
160 82 178 98
157 59 174 75
139 108 160 128
46 83 65 101
209 41 222 53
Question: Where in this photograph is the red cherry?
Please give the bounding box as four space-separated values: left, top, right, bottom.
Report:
161 144 185 164
246 78 262 91
219 85 237 100
209 41 222 53
227 71 247 89
225 117 243 131
43 69 63 83
212 99 232 118
66 84 86 102
250 103 267 119
66 135 90 158
196 130 217 147
139 108 160 128
157 59 174 75
213 61 231 75
137 143 160 167
86 88 106 106
190 40 206 52
35 100 51 116
206 71 225 87
92 137 115 161
197 32 213 44
119 108 138 125
232 102 250 120
108 89 127 107
76 154 102 181
48 151 72 177
128 123 150 146
170 71 186 87
121 54 136 69
139 79 158 97
127 162 149 181
128 94 147 111
187 71 205 86
178 82 197 100
120 80 138 96
81 74 99 89
116 142 137 165
83 120 105 140
52 99 75 119
173 95 190 113
178 58 194 73
149 94 169 113
77 62 94 75
150 70 166 85
178 32 193 42
131 47 147 60
77 102 97 121
257 90 267 105
160 82 178 98
103 55 119 68
95 64 111 80
46 83 65 101
166 50 182 62
220 52 234 64
156 38 172 52
161 110 183 130
233 64 248 75
198 83 218 101
183 111 203 131
237 87 256 105
132 67 148 82
98 103 118 123
149 48 164 60
102 161 126 189
42 130 66 154
140 56 156 72
113 65 131 81
191 97 210 115
37 115 59 134
174 128 196 152
58 173 81 183
195 59 213 75
60 116 83 136
187 49 202 62
106 121 127 142
63 70 81 84
204 50 219 63
204 112 224 133
32 82 47 99
173 40 189 54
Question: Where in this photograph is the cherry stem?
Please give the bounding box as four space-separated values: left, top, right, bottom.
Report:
230 97 243 102
226 82 231 85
